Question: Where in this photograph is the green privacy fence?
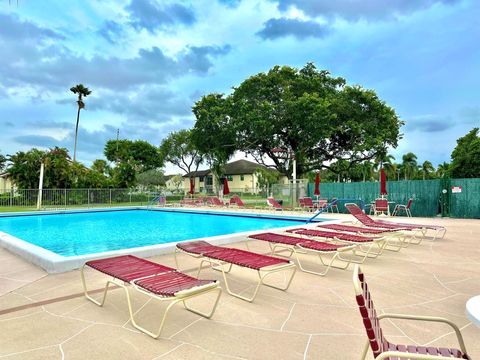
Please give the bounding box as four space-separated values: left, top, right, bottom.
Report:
307 178 480 218
448 178 480 218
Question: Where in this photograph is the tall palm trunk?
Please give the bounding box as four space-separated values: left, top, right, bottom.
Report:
73 105 81 162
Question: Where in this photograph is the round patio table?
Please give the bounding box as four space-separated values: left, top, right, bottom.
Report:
466 295 480 327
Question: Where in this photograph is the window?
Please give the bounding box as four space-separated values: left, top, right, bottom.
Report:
240 175 244 181
199 176 204 182
227 175 233 181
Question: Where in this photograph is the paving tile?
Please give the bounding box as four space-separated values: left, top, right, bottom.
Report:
61 323 179 360
173 319 310 360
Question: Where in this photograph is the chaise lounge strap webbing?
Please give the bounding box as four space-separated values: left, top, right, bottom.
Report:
376 220 443 231
177 240 216 255
288 229 376 243
297 240 347 252
177 241 289 270
318 224 392 234
249 233 345 251
134 272 215 297
249 232 303 246
387 343 470 359
86 255 174 282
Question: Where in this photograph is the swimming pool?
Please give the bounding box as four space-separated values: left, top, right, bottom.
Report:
0 208 327 272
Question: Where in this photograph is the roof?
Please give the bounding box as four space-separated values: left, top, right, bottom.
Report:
183 169 210 178
224 160 267 175
183 160 268 178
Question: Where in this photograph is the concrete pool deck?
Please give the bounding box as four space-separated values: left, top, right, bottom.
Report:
0 211 479 359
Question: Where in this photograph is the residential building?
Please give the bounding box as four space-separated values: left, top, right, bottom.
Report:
0 173 13 193
182 159 287 194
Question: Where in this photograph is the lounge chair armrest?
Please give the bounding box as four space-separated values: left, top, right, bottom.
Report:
376 350 461 360
378 313 468 353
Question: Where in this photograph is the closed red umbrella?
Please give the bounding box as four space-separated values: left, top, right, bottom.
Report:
189 177 195 195
380 168 387 196
314 172 320 196
223 177 230 196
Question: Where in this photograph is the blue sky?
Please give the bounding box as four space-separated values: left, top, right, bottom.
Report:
0 0 479 173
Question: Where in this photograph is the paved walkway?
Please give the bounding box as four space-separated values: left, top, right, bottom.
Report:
0 212 479 359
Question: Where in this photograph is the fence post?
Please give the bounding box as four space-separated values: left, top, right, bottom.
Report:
64 189 67 209
109 189 112 206
36 162 44 210
88 189 90 208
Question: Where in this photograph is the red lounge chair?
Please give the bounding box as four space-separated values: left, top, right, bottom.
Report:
229 195 245 207
175 240 296 302
317 224 408 249
248 232 356 276
207 196 224 207
303 197 318 210
287 228 391 262
345 203 445 242
298 198 307 210
267 197 283 211
81 255 221 339
316 198 329 210
179 198 196 206
393 198 413 217
375 218 446 240
353 265 470 360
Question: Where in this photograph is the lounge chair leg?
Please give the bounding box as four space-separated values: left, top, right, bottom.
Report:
174 248 180 269
183 286 222 319
294 251 350 276
259 265 297 292
360 339 370 360
219 263 296 302
212 262 233 273
81 264 116 306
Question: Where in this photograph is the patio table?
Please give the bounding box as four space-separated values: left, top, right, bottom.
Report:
466 295 480 327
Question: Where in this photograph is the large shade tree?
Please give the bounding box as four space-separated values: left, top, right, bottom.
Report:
159 130 203 175
191 94 236 180
192 63 402 178
70 84 92 162
104 139 163 172
449 128 480 178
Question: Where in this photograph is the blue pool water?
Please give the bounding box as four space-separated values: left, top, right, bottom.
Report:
0 209 309 257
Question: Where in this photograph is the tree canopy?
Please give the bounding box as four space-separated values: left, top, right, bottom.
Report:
104 139 163 172
449 128 480 178
192 63 403 178
159 130 203 175
0 152 6 172
191 94 236 178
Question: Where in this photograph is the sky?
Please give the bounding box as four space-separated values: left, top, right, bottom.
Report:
0 0 479 174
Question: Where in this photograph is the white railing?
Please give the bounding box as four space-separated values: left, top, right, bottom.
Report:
0 189 160 210
0 186 295 211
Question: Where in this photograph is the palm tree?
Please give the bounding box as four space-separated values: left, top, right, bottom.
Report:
437 162 450 177
360 161 374 182
420 160 435 180
401 152 418 180
70 84 92 162
374 153 395 179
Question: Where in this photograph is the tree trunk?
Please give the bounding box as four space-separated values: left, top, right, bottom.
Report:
73 106 81 162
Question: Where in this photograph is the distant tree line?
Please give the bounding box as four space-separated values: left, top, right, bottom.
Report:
1 64 479 190
1 141 166 190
